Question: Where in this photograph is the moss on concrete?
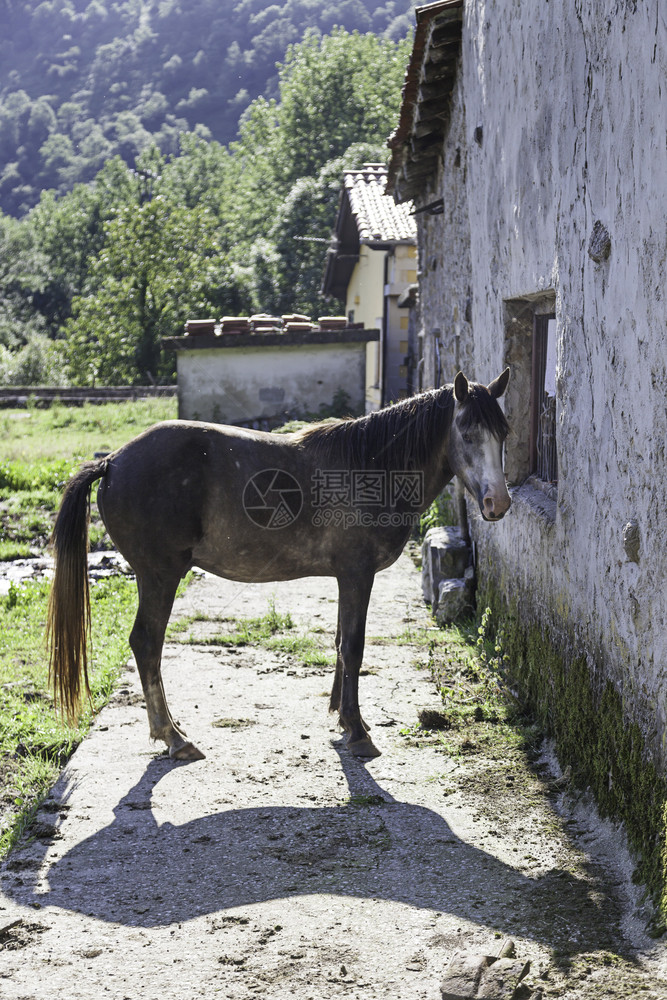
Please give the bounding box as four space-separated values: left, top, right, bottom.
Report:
478 580 667 930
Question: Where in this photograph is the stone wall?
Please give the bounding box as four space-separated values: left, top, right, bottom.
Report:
417 0 667 776
418 75 475 390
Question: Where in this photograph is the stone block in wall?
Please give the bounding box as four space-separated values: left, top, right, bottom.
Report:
434 574 475 625
421 526 471 606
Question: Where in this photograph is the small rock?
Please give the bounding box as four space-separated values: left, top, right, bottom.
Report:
440 953 494 999
421 526 471 606
497 938 516 959
441 950 530 1000
434 578 474 625
478 957 530 998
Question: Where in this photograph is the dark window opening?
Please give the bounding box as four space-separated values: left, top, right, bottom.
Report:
530 314 558 483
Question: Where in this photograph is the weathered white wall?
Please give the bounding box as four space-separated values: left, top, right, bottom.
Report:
419 1 667 763
177 342 367 425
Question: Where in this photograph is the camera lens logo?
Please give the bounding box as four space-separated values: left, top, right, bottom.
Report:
242 469 303 529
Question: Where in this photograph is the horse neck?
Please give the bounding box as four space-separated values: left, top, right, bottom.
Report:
299 386 455 499
383 386 454 510
421 439 455 509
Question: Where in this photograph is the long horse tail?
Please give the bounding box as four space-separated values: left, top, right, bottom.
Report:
47 458 109 721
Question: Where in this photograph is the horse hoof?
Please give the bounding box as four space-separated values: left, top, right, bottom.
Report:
347 737 381 759
170 741 206 762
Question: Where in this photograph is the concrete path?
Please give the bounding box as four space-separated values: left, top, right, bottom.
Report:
1 554 666 999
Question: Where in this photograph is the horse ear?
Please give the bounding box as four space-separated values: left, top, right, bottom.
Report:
454 371 469 402
488 367 510 399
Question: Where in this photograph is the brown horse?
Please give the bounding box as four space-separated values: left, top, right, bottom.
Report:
48 369 511 760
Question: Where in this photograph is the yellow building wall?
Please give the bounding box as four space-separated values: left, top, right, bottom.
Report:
343 243 417 410
344 246 386 412
384 244 417 402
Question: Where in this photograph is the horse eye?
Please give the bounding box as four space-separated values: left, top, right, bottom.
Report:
455 421 473 442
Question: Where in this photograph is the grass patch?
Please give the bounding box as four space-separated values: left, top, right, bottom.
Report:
169 599 335 669
0 398 184 858
0 399 177 560
397 612 541 758
418 486 457 539
0 575 138 856
0 398 177 560
176 600 295 646
0 397 177 464
263 632 333 666
0 540 32 560
347 793 386 807
214 601 296 646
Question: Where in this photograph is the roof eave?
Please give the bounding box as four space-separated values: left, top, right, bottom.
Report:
386 0 463 203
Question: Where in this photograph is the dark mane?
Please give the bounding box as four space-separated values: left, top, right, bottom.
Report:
295 387 455 470
458 383 510 441
296 381 509 469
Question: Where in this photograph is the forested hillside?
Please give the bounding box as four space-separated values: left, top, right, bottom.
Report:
0 27 411 386
0 0 414 216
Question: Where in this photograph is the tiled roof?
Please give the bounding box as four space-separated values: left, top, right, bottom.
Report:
343 164 416 243
322 164 416 299
387 0 463 202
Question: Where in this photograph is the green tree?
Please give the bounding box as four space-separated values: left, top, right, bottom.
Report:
215 29 411 314
0 210 47 348
269 28 411 188
65 195 237 385
269 143 388 315
28 156 136 335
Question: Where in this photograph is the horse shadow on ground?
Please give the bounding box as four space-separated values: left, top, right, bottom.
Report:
4 743 622 956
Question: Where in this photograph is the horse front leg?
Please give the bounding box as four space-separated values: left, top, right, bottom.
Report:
329 609 343 716
335 572 379 758
329 607 371 733
131 570 205 762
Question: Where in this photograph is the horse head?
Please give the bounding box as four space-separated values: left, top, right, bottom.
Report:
448 368 511 522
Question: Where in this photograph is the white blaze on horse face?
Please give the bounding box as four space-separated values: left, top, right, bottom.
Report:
451 422 511 522
477 431 511 520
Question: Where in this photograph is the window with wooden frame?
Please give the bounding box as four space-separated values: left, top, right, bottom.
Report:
501 292 557 494
530 313 558 483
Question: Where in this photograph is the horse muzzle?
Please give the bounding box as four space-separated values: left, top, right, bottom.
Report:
480 489 511 521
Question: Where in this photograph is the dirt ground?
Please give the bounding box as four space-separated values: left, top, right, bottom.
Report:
1 553 666 999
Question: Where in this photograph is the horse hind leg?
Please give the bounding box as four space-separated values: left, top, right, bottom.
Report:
131 569 205 762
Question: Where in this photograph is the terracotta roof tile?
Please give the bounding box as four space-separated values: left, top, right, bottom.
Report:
343 164 416 243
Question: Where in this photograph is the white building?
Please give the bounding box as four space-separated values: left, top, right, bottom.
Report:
388 0 667 901
322 164 417 409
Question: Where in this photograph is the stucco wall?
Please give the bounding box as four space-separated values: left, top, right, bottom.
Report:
419 1 667 764
176 341 368 425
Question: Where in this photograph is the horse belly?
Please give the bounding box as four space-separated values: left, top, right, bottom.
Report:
191 527 338 583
